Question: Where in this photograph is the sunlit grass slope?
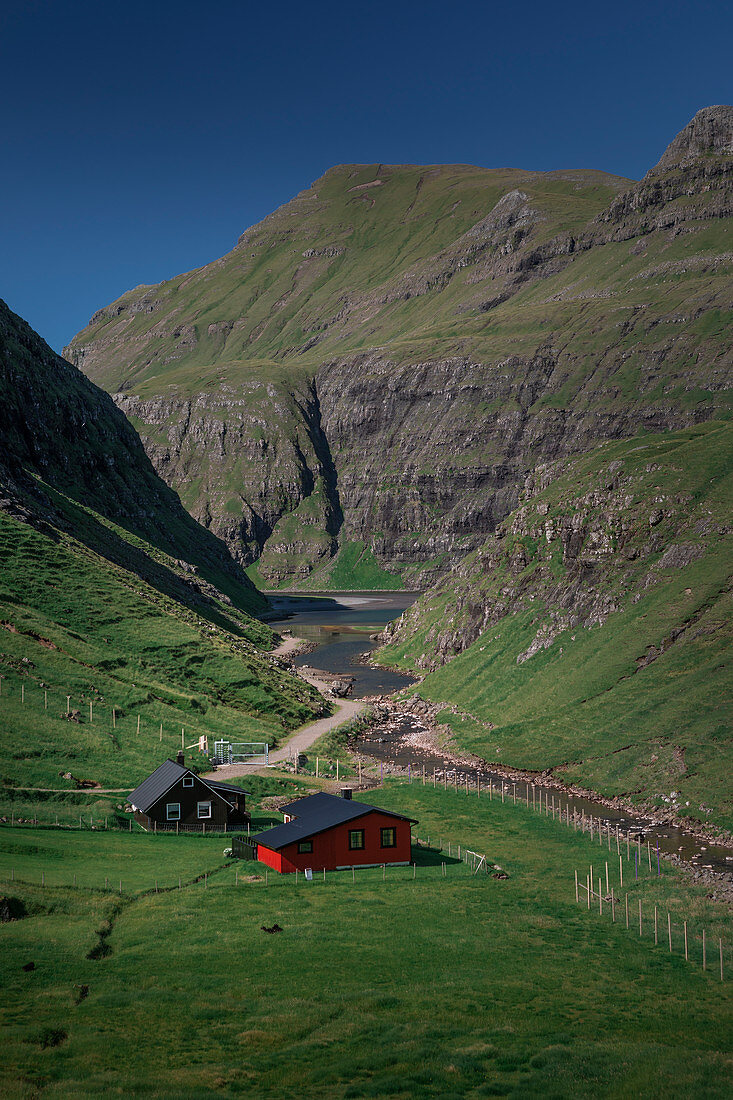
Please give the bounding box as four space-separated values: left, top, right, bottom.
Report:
0 505 324 790
378 423 732 830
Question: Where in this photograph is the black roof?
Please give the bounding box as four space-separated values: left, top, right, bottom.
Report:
208 779 247 797
256 791 417 851
129 760 247 812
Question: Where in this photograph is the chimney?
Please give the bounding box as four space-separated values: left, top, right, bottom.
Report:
176 750 184 767
340 787 352 800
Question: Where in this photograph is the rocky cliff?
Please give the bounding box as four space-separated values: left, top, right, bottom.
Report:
377 421 732 829
65 108 733 588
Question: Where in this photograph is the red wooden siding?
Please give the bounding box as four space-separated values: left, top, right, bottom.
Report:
257 810 412 873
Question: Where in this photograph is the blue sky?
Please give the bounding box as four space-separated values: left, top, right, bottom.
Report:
1 0 731 352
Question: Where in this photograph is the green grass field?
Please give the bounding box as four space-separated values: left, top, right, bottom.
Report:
1 780 730 1098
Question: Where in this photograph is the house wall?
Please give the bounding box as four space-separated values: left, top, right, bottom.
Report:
147 775 230 828
258 811 413 873
257 845 284 873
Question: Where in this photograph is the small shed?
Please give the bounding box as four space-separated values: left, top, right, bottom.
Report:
129 752 249 831
255 791 417 873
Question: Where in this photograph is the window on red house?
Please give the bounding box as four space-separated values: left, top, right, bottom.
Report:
348 829 364 850
298 840 313 853
380 827 396 848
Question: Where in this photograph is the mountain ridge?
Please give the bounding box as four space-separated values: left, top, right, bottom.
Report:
65 108 732 590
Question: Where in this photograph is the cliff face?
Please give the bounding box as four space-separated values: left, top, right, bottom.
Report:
0 299 267 619
377 422 732 828
65 109 733 588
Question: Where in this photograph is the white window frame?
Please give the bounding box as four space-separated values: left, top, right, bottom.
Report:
166 803 181 821
197 801 212 819
182 776 194 788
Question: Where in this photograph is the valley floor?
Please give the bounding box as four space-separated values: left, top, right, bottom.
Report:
1 779 731 1098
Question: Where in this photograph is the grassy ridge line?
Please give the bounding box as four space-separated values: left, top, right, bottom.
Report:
377 424 733 830
0 782 730 1098
0 299 267 617
67 165 630 393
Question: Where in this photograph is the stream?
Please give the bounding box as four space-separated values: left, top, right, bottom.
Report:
266 591 732 876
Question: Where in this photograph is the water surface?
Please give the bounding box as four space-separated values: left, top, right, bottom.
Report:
267 591 419 698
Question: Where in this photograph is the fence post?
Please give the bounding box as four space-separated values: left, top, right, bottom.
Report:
638 899 642 937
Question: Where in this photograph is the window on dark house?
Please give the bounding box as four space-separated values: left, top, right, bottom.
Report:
380 827 396 848
298 840 313 854
348 829 365 850
197 801 212 819
183 777 194 788
166 803 181 821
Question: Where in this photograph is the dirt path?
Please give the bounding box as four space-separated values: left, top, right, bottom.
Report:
204 640 367 780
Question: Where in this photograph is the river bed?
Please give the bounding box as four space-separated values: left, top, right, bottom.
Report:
266 590 732 877
267 590 419 697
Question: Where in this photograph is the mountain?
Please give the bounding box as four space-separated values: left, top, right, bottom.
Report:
65 107 732 590
377 421 732 831
0 302 323 790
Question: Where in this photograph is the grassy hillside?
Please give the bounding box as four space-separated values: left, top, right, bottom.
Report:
1 781 730 1097
377 423 732 831
66 165 629 394
64 109 732 588
0 503 324 792
0 302 326 792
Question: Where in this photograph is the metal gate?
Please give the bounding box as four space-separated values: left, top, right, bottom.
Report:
212 741 269 765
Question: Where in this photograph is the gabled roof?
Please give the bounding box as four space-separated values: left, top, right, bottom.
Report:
208 779 248 797
129 760 246 812
257 791 417 851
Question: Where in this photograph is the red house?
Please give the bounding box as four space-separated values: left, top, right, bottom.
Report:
256 791 417 873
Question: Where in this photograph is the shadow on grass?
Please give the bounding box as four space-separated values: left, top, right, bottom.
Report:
412 844 462 868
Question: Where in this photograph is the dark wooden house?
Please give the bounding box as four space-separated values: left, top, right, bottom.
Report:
256 790 417 873
129 752 249 831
